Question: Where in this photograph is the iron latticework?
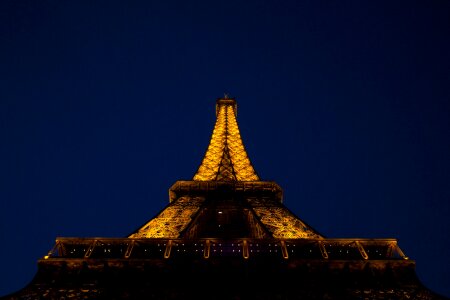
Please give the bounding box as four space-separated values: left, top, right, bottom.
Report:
129 99 321 240
2 97 445 300
194 98 259 181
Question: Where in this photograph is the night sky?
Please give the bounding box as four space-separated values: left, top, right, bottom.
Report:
1 0 449 297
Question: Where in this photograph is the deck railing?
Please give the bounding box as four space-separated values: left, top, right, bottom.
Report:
44 238 408 261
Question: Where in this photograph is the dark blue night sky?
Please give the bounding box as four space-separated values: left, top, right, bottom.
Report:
1 0 449 297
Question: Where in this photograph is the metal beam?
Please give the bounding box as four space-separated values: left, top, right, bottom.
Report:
318 241 328 259
243 240 249 259
280 240 289 259
84 240 97 258
124 241 135 259
204 240 210 259
164 240 172 259
355 241 368 260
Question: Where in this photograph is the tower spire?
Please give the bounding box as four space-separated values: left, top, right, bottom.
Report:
193 97 259 181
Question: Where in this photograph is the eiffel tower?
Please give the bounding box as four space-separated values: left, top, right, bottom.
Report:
3 97 445 299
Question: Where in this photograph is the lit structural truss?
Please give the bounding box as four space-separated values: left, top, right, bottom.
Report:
128 98 322 240
3 97 445 300
193 98 259 181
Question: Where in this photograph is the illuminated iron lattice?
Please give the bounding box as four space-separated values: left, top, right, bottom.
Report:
193 100 259 181
10 97 433 300
248 197 322 239
129 197 204 238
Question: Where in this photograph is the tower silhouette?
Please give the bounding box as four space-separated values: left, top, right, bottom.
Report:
3 98 445 299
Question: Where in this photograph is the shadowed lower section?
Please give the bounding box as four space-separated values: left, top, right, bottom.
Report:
3 252 445 300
